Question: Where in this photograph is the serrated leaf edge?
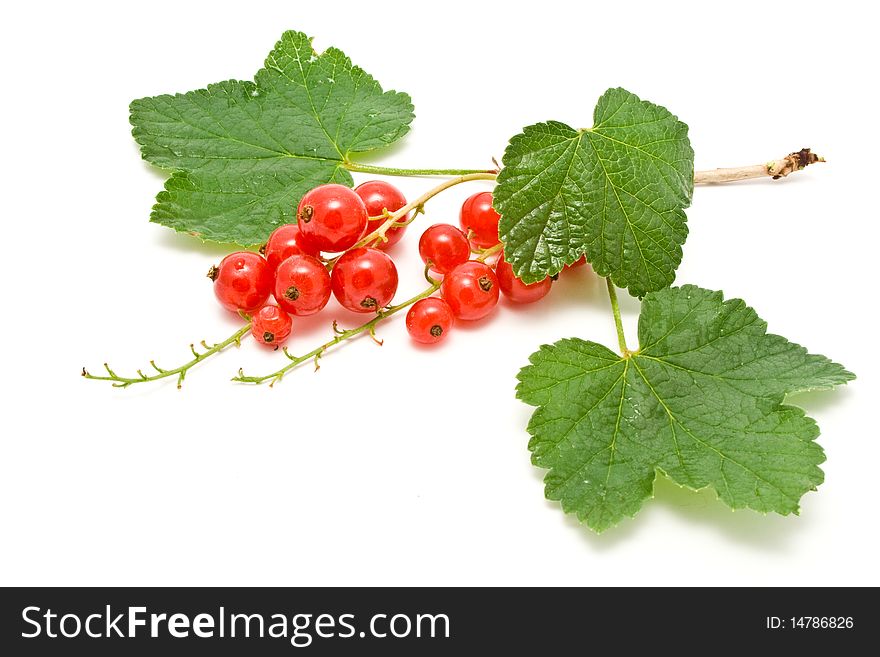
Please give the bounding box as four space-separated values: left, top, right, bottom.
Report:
515 285 855 533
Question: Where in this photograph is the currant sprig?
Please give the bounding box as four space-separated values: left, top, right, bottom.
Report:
83 153 818 390
83 175 500 388
95 28 848 534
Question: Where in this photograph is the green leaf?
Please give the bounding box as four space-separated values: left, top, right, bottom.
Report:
130 31 414 246
494 88 694 296
517 285 854 533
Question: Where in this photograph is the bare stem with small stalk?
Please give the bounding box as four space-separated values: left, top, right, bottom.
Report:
693 148 823 184
353 149 823 187
82 322 252 388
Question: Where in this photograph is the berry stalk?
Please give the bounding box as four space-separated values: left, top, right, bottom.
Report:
237 245 502 386
82 323 252 389
353 172 498 250
233 281 442 386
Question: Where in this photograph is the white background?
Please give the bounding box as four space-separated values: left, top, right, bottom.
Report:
1 1 877 586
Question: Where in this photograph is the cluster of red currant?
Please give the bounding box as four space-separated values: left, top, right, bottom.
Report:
208 180 401 348
84 172 592 388
208 181 581 350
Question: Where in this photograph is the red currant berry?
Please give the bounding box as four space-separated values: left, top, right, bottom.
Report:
459 191 501 248
262 223 318 271
297 184 368 252
331 247 399 313
274 254 332 316
251 304 292 347
495 258 552 304
355 180 408 249
208 251 272 313
418 224 471 274
440 261 499 320
406 297 454 344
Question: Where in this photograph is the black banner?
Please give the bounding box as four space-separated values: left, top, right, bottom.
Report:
0 587 869 654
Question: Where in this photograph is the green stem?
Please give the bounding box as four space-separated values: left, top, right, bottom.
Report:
345 161 495 177
476 243 503 262
235 282 442 385
83 323 252 389
605 278 630 356
351 172 498 251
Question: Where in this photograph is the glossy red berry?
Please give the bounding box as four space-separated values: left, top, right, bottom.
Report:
208 251 272 313
331 247 399 313
441 261 499 320
251 304 292 347
460 191 501 248
406 297 454 344
418 224 471 274
297 184 368 252
495 258 552 304
262 223 318 271
355 180 408 249
274 254 332 316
